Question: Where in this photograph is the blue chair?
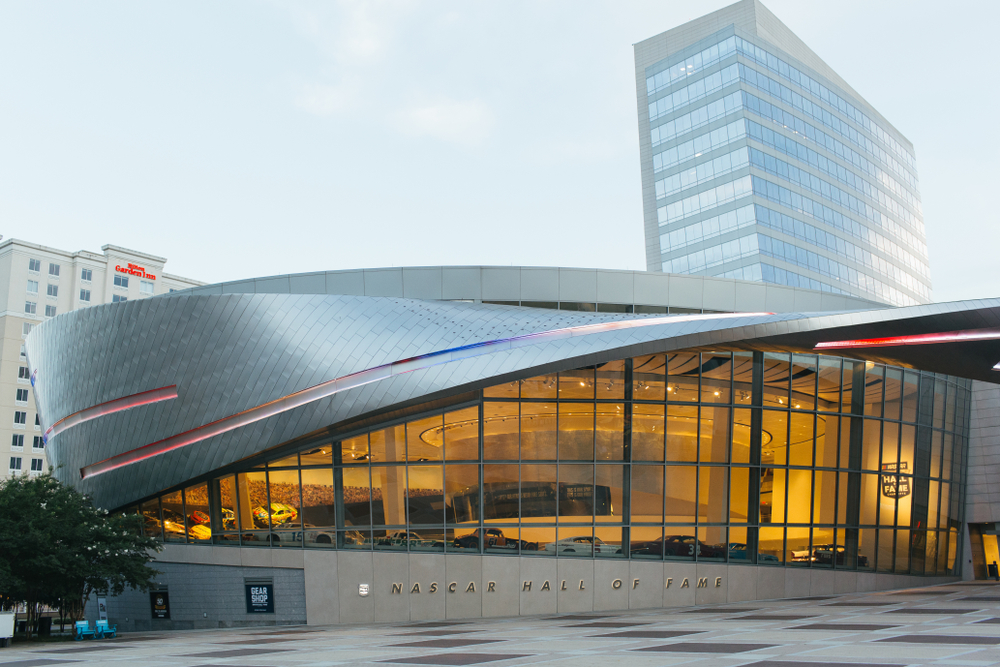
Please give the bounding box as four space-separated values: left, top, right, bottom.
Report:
95 619 117 639
74 620 96 640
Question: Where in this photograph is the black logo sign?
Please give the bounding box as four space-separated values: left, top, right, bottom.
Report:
150 591 170 619
880 462 911 499
245 583 274 614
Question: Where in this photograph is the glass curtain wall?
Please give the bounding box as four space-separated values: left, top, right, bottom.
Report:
130 349 969 575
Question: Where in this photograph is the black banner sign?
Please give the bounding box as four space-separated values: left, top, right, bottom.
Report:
150 591 170 619
245 583 275 614
880 462 911 499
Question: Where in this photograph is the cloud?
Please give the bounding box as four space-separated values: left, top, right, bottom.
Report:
392 98 494 147
294 81 357 116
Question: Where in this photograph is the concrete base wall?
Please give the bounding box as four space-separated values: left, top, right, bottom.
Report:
99 545 959 631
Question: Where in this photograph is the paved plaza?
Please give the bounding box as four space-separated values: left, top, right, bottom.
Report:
2 582 1000 667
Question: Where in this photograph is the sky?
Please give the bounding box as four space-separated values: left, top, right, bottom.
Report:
1 1 997 303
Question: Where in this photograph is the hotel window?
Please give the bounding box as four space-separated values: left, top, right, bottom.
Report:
80 289 91 302
21 323 33 337
34 414 40 429
19 345 25 359
26 280 38 294
81 268 92 282
24 301 36 315
15 389 28 404
140 280 154 295
48 263 60 277
46 284 58 297
14 411 26 425
11 435 23 451
30 458 43 472
18 366 30 380
44 305 57 317
28 258 40 272
32 436 43 450
112 294 127 303
114 275 128 288
9 457 21 472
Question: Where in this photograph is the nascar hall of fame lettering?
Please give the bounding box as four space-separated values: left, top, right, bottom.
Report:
880 462 911 499
389 575 723 594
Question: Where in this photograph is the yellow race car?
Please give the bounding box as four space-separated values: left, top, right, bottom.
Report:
252 503 299 528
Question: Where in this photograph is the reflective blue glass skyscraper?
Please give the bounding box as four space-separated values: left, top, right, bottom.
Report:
635 0 930 306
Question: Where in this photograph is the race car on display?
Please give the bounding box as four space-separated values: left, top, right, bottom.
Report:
543 535 622 555
728 542 781 563
453 528 537 551
661 534 726 558
791 543 869 567
251 503 299 528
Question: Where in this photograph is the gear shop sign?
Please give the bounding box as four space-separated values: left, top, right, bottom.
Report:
245 584 275 614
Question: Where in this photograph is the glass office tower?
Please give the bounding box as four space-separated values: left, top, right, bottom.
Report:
635 0 930 306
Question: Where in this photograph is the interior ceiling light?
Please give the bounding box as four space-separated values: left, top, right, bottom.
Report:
814 328 1000 350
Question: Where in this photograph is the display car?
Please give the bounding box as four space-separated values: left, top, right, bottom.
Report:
372 530 445 550
251 503 299 528
661 535 726 559
453 527 537 551
543 535 621 555
790 543 869 567
728 542 781 563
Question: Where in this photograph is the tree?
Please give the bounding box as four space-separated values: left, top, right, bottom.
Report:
0 473 161 639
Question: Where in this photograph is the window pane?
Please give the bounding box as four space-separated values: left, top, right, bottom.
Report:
444 407 479 460
559 403 594 460
701 352 732 403
217 475 237 533
596 404 624 460
184 483 211 542
733 352 754 405
790 354 817 411
595 360 626 400
445 464 479 525
901 372 920 422
630 526 663 559
595 465 624 523
521 403 556 460
732 408 752 464
339 434 369 464
631 465 664 522
407 415 444 462
663 528 697 561
697 526 726 561
559 368 595 399
668 352 700 400
758 526 784 563
301 468 336 547
665 466 696 522
814 470 836 524
521 372 557 399
141 498 162 540
729 467 750 523
341 466 371 526
633 354 666 401
883 367 903 421
858 527 876 570
484 379 519 399
484 402 518 460
762 352 790 407
483 464 520 521
864 364 884 418
761 410 788 466
666 404 698 461
407 465 443 525
594 526 626 558
786 526 810 565
699 406 730 463
558 464 593 520
817 356 841 412
370 424 405 463
267 469 302 546
859 473 879 525
161 489 186 543
760 468 785 524
632 403 664 461
371 466 406 526
521 464 557 519
815 414 838 468
300 442 333 466
698 466 727 523
786 469 812 523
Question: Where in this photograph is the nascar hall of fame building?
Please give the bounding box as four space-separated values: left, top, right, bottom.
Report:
22 0 1000 630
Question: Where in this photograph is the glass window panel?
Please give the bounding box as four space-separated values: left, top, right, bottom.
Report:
444 407 479 461
521 403 557 460
700 352 732 403
663 528 698 561
760 468 785 524
161 489 186 543
786 469 812 524
883 367 903 421
595 465 624 522
728 526 749 561
408 527 445 552
370 424 406 463
841 361 857 413
558 464 594 521
902 372 920 422
631 465 664 522
859 473 879 525
733 351 754 405
484 379 519 399
521 464 557 520
941 433 954 482
927 480 941 529
864 363 884 418
877 529 894 572
732 408 752 464
817 356 842 412
667 352 700 401
788 411 814 467
484 402 518 460
300 443 333 466
836 471 850 525
183 483 211 542
593 526 626 558
373 528 408 551
858 527 876 570
473 525 521 554
632 354 666 401
407 465 443 525
596 404 625 460
665 466 697 523
269 453 299 468
945 383 957 431
762 352 790 407
786 526 810 565
790 354 817 411
839 416 853 469
239 471 270 540
933 380 946 429
930 430 943 478
811 527 836 568
630 526 663 559
559 403 594 460
924 530 940 574
815 414 837 468
632 403 665 461
521 372 557 399
758 526 784 563
340 528 370 549
666 404 698 462
267 469 302 546
445 464 479 525
371 466 407 526
899 424 915 475
141 497 162 540
729 467 750 523
217 475 237 533
483 464 520 521
698 466 727 523
699 406 730 463
761 410 788 467
947 528 958 573
861 419 881 471
559 368 595 399
813 470 836 524
341 466 372 526
525 525 556 555
595 360 626 400
408 414 444 462
301 468 335 547
339 434 369 464
697 526 727 561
